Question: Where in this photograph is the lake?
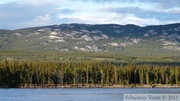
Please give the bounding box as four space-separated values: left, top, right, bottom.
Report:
0 88 180 101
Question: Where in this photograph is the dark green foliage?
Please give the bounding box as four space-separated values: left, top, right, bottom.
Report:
0 60 180 87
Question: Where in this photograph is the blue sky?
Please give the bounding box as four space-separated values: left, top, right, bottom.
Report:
0 0 180 29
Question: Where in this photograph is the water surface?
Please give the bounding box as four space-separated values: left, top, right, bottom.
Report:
0 88 180 101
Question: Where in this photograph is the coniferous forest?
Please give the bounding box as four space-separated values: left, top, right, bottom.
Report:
0 59 180 88
0 51 180 88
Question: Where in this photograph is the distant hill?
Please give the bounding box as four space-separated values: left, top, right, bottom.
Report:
0 23 180 52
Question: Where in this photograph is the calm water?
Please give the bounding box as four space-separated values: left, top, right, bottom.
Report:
0 88 180 101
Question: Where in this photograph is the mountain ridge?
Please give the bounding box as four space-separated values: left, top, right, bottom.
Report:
2 23 180 30
0 23 180 52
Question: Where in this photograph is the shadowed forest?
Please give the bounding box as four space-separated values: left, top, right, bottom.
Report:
0 60 180 87
0 51 180 87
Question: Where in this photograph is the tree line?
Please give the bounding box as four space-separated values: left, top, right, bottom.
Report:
0 60 180 87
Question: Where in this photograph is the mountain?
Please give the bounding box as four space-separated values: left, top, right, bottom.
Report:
0 23 180 52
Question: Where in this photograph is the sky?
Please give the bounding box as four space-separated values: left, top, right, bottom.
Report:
0 0 180 29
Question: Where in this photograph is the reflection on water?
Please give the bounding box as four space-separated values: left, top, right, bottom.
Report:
0 88 180 101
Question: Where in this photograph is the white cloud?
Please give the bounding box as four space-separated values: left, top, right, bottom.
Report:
167 7 180 14
118 15 160 26
0 0 179 29
0 0 19 4
34 14 51 24
58 13 116 24
24 0 58 6
58 13 160 26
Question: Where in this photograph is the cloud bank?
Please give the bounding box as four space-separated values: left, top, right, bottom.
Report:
0 0 179 29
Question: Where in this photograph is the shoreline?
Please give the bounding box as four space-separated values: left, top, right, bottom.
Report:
1 84 180 88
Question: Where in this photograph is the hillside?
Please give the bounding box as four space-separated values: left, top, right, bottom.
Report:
1 23 180 88
0 23 180 53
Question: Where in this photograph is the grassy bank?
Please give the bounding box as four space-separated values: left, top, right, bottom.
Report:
15 84 180 88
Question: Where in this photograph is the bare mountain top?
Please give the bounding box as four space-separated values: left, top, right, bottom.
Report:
0 23 180 52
